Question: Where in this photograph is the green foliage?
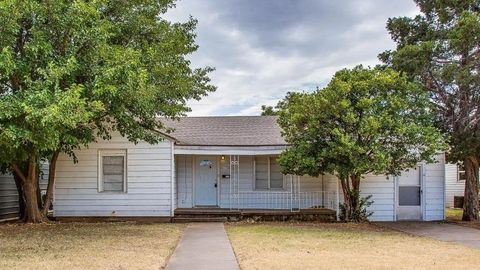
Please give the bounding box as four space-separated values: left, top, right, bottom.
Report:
278 66 444 178
260 105 279 116
339 194 373 222
381 0 480 163
277 66 444 221
0 0 215 165
0 0 215 221
382 0 480 220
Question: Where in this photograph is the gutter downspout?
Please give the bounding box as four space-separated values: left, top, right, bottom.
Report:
336 177 340 221
171 142 175 217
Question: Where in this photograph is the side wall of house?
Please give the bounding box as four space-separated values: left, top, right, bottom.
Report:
423 155 446 221
445 163 464 208
54 133 174 217
0 173 19 221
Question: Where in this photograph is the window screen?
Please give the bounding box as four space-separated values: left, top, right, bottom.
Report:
269 157 283 189
255 156 284 190
102 155 125 192
458 164 466 181
399 186 420 206
255 157 269 189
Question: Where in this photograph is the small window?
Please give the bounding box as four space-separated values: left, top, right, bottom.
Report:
99 150 127 193
254 156 284 190
458 163 466 182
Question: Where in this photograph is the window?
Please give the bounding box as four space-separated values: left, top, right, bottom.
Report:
458 163 466 182
254 156 284 190
99 150 127 193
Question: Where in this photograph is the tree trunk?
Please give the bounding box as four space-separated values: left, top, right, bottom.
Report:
12 173 26 221
339 174 362 222
42 150 59 216
463 156 479 221
11 157 46 223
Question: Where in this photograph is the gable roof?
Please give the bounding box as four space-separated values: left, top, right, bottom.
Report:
163 116 286 146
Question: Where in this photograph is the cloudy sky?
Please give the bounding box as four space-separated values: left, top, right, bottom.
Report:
165 0 419 116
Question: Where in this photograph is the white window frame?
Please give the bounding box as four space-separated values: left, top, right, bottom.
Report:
98 149 127 193
253 156 285 191
458 163 466 182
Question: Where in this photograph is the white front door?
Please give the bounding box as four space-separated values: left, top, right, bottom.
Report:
195 156 218 206
397 166 422 220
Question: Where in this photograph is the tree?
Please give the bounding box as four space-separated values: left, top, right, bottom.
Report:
0 0 215 222
381 0 480 221
277 66 444 221
260 105 279 116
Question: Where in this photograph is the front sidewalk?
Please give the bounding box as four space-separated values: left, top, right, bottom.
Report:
166 223 239 270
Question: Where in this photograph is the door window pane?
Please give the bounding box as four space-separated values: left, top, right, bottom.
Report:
399 186 420 206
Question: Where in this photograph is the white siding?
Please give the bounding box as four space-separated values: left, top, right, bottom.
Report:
175 154 445 221
361 174 396 221
0 173 19 221
423 155 446 221
176 155 193 208
53 133 174 217
445 163 464 208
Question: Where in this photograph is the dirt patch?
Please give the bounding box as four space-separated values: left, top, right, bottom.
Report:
226 222 480 270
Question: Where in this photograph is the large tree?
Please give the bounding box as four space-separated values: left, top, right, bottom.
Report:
278 66 444 221
0 0 214 222
381 0 480 220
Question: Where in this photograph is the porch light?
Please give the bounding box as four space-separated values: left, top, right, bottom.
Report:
221 155 225 160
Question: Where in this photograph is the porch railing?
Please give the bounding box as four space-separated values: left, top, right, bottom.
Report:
235 191 337 211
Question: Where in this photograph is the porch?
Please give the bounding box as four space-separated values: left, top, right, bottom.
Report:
174 153 339 219
173 207 337 222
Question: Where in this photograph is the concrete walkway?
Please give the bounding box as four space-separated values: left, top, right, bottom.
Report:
380 222 480 249
166 223 240 270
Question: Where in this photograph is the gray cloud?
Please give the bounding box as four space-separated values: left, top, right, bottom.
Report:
164 0 418 115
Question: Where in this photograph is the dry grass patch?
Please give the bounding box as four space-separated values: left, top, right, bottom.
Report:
446 208 480 229
227 222 480 270
0 222 185 270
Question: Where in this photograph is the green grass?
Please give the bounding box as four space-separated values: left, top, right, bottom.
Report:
446 207 463 221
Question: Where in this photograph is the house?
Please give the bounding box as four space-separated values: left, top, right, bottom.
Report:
52 116 445 221
0 165 49 222
445 163 466 208
0 173 19 221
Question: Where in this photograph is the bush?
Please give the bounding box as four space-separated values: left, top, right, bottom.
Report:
339 195 374 222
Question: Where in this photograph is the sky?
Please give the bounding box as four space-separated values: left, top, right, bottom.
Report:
164 0 419 116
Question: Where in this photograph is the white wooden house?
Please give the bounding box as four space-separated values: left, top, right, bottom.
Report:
52 116 446 221
445 163 466 208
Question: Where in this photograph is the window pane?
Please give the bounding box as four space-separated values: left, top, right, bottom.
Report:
270 157 283 189
102 156 124 192
255 157 269 189
458 164 466 181
399 186 420 206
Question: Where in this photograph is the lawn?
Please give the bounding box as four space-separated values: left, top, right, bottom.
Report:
227 222 480 270
0 222 184 270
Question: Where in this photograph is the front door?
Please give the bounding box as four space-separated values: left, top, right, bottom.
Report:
397 166 422 220
195 156 218 206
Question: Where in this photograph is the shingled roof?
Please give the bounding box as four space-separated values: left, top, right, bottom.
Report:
163 116 287 146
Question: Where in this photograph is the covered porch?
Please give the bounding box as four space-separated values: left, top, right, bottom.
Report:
174 150 339 216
